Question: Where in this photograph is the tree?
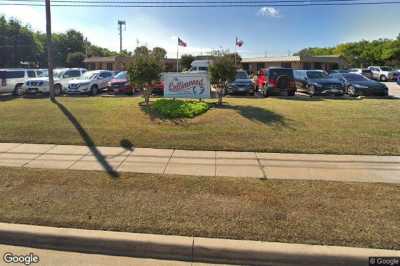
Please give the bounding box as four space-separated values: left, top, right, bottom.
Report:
128 50 163 105
66 52 85 67
180 54 195 71
209 54 236 105
134 46 149 57
152 47 167 60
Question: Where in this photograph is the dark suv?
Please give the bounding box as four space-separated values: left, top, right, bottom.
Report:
257 68 296 97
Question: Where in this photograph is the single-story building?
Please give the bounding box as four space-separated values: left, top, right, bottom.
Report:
83 56 134 71
241 55 345 73
84 56 179 72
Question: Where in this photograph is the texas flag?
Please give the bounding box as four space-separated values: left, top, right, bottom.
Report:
235 37 244 47
178 37 187 47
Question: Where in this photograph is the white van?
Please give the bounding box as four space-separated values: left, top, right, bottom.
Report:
189 60 212 72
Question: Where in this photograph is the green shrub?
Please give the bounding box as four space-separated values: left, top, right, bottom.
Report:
152 99 209 119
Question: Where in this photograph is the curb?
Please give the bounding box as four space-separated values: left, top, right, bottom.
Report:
0 223 399 266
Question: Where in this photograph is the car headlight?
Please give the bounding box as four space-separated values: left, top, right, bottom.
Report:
124 82 130 86
354 84 368 89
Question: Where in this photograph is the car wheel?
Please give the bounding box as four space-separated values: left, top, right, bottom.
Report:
13 84 24 96
380 75 387 82
90 85 98 96
309 85 316 97
288 90 295 96
54 84 62 96
263 88 270 98
347 85 357 97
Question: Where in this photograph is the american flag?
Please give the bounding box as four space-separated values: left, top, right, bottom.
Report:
178 37 187 47
236 37 244 47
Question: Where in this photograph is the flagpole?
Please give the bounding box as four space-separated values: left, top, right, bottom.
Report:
176 43 179 73
234 37 237 66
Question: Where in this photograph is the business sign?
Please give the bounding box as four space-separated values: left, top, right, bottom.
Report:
163 72 210 99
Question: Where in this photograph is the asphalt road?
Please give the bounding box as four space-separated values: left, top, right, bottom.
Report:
0 244 231 266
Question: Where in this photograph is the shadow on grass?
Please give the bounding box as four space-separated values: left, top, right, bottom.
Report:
52 99 120 178
212 103 293 128
0 94 18 102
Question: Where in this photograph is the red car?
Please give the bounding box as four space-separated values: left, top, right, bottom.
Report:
256 68 296 97
151 80 164 95
107 71 134 95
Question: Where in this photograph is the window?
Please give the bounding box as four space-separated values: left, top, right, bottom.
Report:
100 72 112 78
63 70 80 78
27 71 36 78
256 63 265 70
314 62 322 69
6 71 25 79
303 63 312 70
281 62 292 68
106 63 113 70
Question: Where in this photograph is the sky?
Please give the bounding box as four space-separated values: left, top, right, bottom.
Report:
1 2 400 58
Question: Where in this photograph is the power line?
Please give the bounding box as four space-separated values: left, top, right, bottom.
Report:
1 0 400 6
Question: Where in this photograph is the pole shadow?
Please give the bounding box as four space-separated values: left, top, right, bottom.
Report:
52 99 119 178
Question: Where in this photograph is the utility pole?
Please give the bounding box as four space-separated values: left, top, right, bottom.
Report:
45 0 55 100
118 20 126 53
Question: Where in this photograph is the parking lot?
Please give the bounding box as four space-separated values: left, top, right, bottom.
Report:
384 82 400 97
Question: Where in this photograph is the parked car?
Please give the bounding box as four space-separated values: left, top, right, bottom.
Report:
368 66 397 81
226 70 255 95
257 68 296 97
107 71 134 95
329 73 388 97
66 70 113 95
349 68 373 79
24 68 86 95
0 68 38 95
328 69 350 74
151 80 164 95
294 70 344 96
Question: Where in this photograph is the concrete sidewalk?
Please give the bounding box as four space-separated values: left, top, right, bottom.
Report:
1 142 400 183
0 223 398 266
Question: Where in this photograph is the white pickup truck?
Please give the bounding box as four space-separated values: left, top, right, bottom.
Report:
368 66 397 81
24 68 86 95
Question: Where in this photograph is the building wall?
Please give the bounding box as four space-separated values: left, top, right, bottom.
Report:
242 61 340 74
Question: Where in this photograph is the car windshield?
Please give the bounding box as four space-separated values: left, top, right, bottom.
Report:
37 70 48 77
381 67 393 71
235 71 248 80
343 74 368 81
81 71 98 80
306 71 328 79
53 70 65 78
114 71 128 80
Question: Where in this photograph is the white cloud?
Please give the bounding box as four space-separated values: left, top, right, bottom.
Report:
257 7 281 17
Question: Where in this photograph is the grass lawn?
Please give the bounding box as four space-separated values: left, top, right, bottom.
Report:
0 96 400 155
0 166 399 250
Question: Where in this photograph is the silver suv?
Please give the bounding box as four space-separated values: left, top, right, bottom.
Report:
368 66 397 81
0 69 38 95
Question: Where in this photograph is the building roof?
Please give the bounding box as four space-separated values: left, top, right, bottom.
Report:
242 55 343 64
83 56 134 63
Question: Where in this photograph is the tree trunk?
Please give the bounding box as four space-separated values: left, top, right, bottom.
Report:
143 87 151 106
217 83 224 105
